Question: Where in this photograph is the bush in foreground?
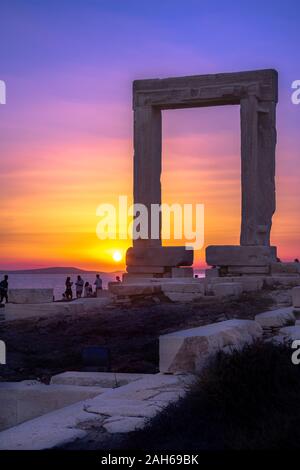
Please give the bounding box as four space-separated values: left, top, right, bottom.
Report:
123 341 300 450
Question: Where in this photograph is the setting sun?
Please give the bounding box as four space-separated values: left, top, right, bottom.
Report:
112 250 123 263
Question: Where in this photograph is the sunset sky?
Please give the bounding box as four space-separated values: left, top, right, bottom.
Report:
0 0 299 270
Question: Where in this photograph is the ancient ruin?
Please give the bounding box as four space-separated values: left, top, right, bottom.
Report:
126 69 278 278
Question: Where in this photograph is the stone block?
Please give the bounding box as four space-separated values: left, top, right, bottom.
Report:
213 282 242 297
171 267 194 278
102 416 146 433
205 268 220 278
163 292 202 302
4 301 85 321
239 277 263 292
278 325 300 341
0 382 104 431
292 287 300 308
227 266 270 275
126 246 193 267
122 273 171 283
50 372 153 388
159 319 263 374
206 245 277 267
108 283 161 296
264 276 300 288
126 266 166 274
255 307 295 328
271 262 300 275
161 282 205 294
8 289 54 304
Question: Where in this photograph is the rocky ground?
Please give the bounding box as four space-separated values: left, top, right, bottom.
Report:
0 286 291 383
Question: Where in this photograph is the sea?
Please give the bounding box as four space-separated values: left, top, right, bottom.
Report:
0 270 205 301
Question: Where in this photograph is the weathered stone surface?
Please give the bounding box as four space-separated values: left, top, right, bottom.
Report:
0 373 195 449
279 325 300 341
163 292 202 302
263 276 300 288
4 302 84 321
213 282 242 297
162 281 205 302
126 246 193 267
85 398 160 419
171 267 194 278
227 266 270 274
108 283 161 296
161 283 204 294
206 245 277 267
102 416 146 433
205 268 220 278
51 372 153 388
0 401 89 450
239 277 264 292
271 262 300 275
3 298 111 322
240 97 276 245
0 382 104 431
292 287 300 308
134 69 278 107
159 319 263 374
8 289 54 304
255 307 295 328
127 266 166 274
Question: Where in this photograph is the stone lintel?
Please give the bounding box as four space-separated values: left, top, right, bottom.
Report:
133 69 278 109
206 245 277 267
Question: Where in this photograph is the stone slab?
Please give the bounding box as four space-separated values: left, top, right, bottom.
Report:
171 267 194 278
206 245 277 267
292 287 300 308
255 307 295 328
3 298 111 322
227 266 270 275
126 246 193 267
0 382 105 431
126 266 167 274
108 283 162 296
278 325 300 341
50 372 154 388
159 319 263 374
213 282 242 297
205 268 220 278
8 288 54 304
0 373 194 449
163 292 203 302
271 262 300 275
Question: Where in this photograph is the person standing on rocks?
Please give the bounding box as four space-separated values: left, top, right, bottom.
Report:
75 275 84 298
0 275 8 304
94 274 103 297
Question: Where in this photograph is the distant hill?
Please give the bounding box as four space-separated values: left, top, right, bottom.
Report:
0 267 124 275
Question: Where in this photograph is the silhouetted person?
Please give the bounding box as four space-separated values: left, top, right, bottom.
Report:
0 275 8 304
84 282 93 297
295 258 299 263
94 274 103 297
65 277 73 301
75 275 84 298
116 276 121 283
